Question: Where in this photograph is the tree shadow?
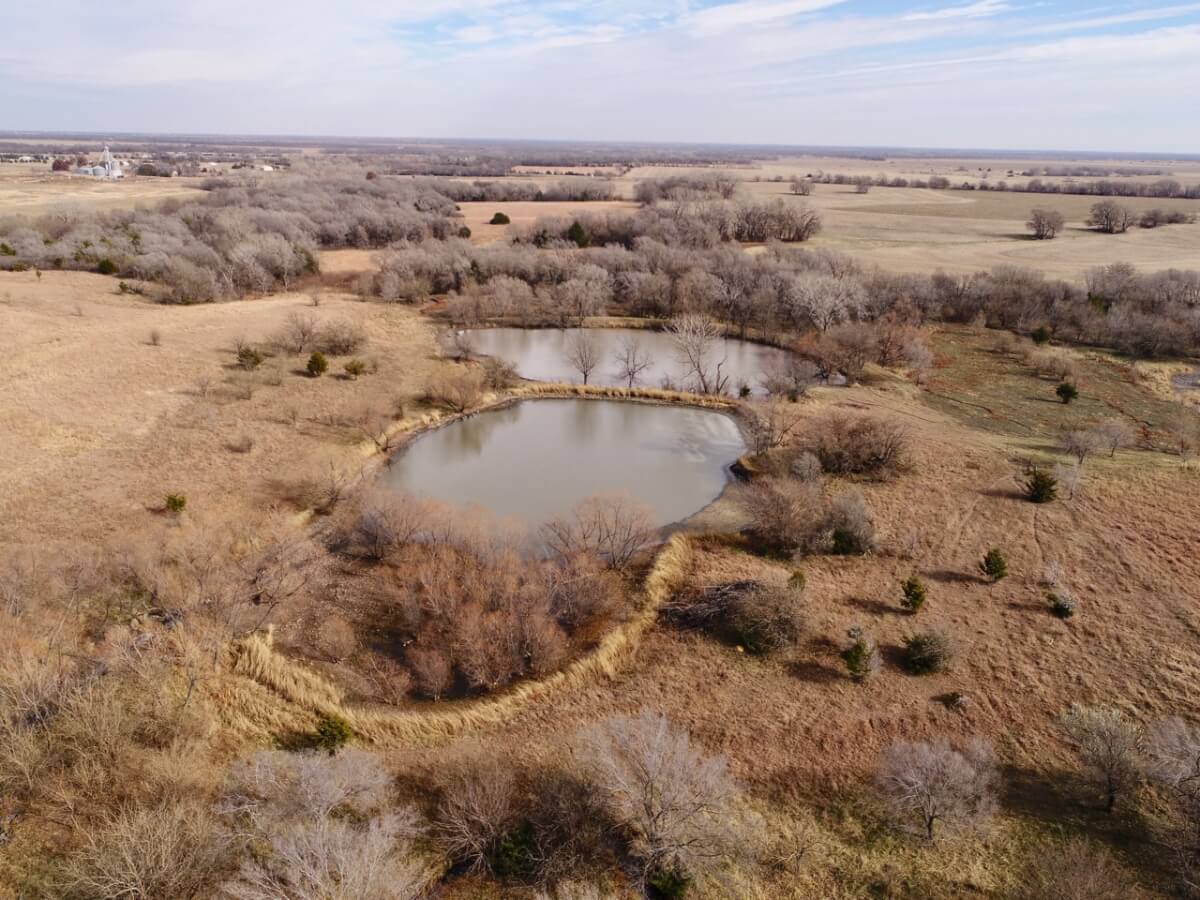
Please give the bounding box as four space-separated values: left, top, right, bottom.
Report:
926 569 983 585
788 659 843 684
847 596 904 617
978 486 1024 500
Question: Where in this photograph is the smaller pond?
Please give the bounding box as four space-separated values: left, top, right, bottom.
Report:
383 399 747 528
463 327 794 396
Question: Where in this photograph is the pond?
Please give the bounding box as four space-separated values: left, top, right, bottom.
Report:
383 399 746 528
462 327 795 396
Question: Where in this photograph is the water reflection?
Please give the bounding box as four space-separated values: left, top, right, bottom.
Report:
464 327 793 397
384 399 746 527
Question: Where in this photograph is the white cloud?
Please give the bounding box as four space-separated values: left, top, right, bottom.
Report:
903 0 1010 22
682 0 847 36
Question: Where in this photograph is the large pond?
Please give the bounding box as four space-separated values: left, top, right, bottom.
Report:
383 399 746 528
463 327 793 396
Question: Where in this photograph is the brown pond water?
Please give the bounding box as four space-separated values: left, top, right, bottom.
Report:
383 399 746 528
463 327 794 396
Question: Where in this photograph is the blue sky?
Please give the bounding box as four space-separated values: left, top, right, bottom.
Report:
3 1 1200 151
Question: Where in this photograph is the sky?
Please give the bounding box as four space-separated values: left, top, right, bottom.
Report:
3 1 1200 152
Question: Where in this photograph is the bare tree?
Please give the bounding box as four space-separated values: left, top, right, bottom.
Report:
743 399 805 457
575 710 743 884
1147 717 1200 890
738 478 826 556
564 331 603 385
1060 704 1143 812
433 754 518 874
424 369 484 412
352 492 431 560
1093 418 1136 457
1088 200 1135 234
1062 429 1103 465
1027 208 1066 240
667 313 730 395
875 737 999 841
62 802 229 900
542 493 657 570
278 311 321 354
348 403 400 454
614 335 653 388
790 176 813 196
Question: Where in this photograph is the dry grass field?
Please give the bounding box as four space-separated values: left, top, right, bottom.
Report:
0 269 439 547
4 161 1200 898
0 165 206 214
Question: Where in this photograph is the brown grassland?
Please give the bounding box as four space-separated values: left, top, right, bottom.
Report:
3 160 1200 898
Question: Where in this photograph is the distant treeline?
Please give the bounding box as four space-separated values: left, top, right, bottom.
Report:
810 171 1200 199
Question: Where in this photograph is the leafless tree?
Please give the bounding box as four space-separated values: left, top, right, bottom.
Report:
424 369 484 412
1088 200 1135 234
790 176 813 196
1062 429 1103 465
614 335 653 388
743 399 805 457
875 737 999 841
61 801 229 900
786 272 865 333
348 403 399 454
575 710 743 884
352 492 432 560
1060 704 1144 812
1053 462 1083 500
439 328 476 361
1147 716 1200 890
1027 208 1066 240
564 331 603 385
667 313 730 395
434 753 518 874
1093 418 1136 457
278 311 321 354
542 493 657 570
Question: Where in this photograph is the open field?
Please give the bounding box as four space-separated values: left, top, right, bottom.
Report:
0 166 207 214
0 269 438 547
4 154 1200 898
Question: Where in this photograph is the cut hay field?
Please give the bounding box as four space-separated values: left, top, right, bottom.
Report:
0 168 206 214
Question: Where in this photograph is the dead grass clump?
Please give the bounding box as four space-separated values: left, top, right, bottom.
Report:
803 413 911 480
1013 838 1144 900
1024 347 1077 381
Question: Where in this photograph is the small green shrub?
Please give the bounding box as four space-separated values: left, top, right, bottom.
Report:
1023 468 1058 503
458 226 472 239
164 494 187 514
1056 382 1079 404
647 868 691 899
343 358 367 379
0 243 15 257
313 713 353 752
788 570 806 592
96 258 118 275
492 822 538 880
1048 591 1076 619
841 627 881 682
979 548 1008 582
903 631 954 675
236 342 265 370
900 576 927 614
566 220 589 248
306 351 329 377
489 212 511 225
1031 325 1052 345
